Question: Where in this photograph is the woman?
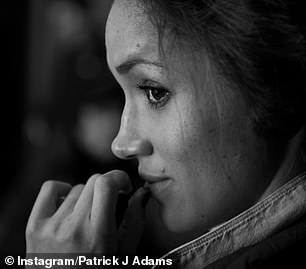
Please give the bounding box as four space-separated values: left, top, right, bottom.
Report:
26 0 306 268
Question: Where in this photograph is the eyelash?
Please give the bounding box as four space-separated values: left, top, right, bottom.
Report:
136 82 171 110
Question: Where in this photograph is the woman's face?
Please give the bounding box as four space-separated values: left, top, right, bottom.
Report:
105 0 272 234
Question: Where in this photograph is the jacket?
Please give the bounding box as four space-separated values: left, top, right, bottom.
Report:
153 172 306 269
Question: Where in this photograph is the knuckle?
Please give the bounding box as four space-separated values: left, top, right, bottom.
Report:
95 175 115 190
70 184 84 195
89 173 101 181
41 180 57 193
86 174 100 187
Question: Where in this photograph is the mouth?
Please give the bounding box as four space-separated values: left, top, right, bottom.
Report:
140 173 173 198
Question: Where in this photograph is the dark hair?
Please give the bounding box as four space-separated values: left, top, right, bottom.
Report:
139 0 306 142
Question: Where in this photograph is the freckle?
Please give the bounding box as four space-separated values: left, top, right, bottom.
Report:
136 43 141 48
208 129 215 134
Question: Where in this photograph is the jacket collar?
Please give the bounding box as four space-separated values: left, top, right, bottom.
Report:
154 172 306 268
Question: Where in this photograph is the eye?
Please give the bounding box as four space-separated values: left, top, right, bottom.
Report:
147 87 169 103
137 81 171 110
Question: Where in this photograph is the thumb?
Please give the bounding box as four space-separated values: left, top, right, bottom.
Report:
117 187 150 255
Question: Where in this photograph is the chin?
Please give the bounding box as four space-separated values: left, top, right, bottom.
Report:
159 205 212 237
159 206 193 233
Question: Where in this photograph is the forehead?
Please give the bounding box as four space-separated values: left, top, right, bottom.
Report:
105 0 159 67
105 0 215 89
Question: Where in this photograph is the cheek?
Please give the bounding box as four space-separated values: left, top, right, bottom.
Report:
154 110 227 232
152 96 218 181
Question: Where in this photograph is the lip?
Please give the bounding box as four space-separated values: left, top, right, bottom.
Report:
139 173 173 198
140 173 168 183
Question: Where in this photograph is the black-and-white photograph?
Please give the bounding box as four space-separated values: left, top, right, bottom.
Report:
1 0 306 268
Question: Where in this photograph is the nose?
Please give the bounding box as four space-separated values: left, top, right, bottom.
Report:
111 107 153 160
112 138 153 160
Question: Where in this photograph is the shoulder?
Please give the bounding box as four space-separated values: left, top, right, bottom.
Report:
206 215 306 269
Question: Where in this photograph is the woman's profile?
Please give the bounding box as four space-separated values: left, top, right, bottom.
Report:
26 0 306 268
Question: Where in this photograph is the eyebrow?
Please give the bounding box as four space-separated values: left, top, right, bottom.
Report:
115 58 164 74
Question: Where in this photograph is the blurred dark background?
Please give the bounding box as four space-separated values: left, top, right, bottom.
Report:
2 1 27 198
0 0 132 254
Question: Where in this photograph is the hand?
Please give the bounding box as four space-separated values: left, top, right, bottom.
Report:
26 170 149 254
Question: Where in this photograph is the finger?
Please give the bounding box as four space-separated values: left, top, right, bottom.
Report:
73 174 100 218
91 170 132 234
29 181 72 222
53 184 84 219
117 187 150 255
